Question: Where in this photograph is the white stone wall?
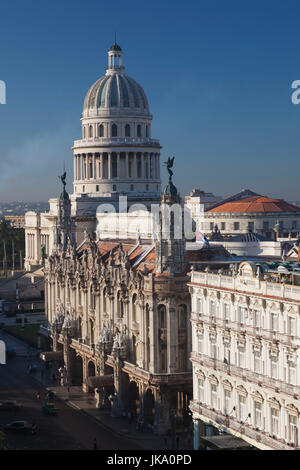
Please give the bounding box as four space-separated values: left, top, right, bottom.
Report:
190 265 300 449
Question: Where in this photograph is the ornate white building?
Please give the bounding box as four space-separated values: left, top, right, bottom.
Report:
189 261 300 450
25 41 161 270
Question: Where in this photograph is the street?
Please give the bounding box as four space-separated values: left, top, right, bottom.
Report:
0 356 143 450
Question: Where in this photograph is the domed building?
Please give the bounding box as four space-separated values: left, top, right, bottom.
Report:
25 42 162 268
73 40 161 199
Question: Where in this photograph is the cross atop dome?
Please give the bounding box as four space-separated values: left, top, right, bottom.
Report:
108 34 124 71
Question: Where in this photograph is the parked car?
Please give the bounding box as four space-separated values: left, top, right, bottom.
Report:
0 400 21 411
4 421 38 434
42 402 58 416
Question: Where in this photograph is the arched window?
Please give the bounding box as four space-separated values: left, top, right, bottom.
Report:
111 123 118 137
99 124 104 137
137 124 141 137
125 124 130 137
158 304 167 372
89 125 93 138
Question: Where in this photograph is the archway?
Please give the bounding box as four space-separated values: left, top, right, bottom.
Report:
128 381 139 420
72 354 83 386
144 388 155 425
88 361 95 377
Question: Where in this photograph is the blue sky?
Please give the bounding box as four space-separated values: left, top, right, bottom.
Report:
1 0 300 202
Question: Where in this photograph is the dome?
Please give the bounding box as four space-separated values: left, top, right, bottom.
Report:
83 73 150 116
82 44 150 118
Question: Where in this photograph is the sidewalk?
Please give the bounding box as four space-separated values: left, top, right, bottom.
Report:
32 367 192 450
2 328 192 450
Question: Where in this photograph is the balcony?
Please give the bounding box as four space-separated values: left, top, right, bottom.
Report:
190 352 300 397
190 400 294 450
190 271 300 302
73 137 161 148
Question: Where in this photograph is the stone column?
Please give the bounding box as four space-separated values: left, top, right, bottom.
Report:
108 153 111 180
125 152 129 179
133 152 137 179
86 155 89 180
93 154 96 180
141 153 145 179
117 152 120 179
149 305 157 373
100 153 104 180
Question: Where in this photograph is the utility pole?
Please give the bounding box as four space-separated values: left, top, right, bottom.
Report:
12 238 15 275
3 240 7 278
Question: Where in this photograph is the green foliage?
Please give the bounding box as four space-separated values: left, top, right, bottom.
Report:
0 219 25 269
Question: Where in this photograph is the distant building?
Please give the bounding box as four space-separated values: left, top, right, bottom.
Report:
4 215 25 228
185 189 222 235
204 193 300 239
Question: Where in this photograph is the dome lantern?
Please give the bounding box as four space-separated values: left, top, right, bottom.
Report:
107 34 124 72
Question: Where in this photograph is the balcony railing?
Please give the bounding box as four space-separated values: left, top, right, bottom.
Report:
190 352 300 397
190 400 295 450
190 271 300 302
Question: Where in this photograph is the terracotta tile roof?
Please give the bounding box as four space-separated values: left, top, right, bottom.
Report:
207 196 300 214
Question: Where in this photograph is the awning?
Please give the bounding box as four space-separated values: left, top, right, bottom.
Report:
200 435 253 450
87 375 114 388
40 351 64 362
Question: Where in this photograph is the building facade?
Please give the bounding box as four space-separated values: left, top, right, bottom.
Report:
42 180 193 434
189 261 300 450
204 195 300 239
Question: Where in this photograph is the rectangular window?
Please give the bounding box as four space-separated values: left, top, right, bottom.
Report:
198 378 204 402
210 222 214 230
287 364 296 385
292 220 297 230
221 222 226 230
211 384 217 409
223 303 230 321
238 349 245 368
224 389 231 414
254 401 262 428
254 354 261 373
238 307 245 324
263 221 269 231
198 336 203 353
254 310 260 327
238 395 246 421
210 300 216 317
211 341 217 359
234 222 240 231
289 414 298 445
271 358 278 379
271 313 278 331
271 408 279 436
287 316 296 336
197 297 203 313
248 221 254 231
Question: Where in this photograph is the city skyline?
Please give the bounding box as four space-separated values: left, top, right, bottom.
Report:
1 0 300 202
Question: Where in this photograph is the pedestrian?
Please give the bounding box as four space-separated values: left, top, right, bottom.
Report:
92 437 98 450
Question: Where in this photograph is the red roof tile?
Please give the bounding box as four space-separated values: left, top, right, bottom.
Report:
207 196 300 213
